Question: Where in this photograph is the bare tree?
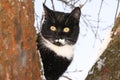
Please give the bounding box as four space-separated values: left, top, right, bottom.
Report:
0 0 41 80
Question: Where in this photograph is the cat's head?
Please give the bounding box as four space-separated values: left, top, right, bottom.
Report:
41 4 81 46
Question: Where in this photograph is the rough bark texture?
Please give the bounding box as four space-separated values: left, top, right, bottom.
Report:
0 0 41 80
86 13 120 80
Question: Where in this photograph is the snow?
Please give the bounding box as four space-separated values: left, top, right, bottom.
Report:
98 30 112 57
37 50 46 80
97 57 106 71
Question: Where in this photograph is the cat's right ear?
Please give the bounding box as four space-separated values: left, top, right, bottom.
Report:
43 4 53 19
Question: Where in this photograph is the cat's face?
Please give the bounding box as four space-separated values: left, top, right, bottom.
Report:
41 4 81 46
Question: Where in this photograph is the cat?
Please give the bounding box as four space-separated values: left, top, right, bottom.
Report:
37 4 81 80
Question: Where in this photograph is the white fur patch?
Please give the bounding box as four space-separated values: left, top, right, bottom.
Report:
55 39 65 45
41 35 74 60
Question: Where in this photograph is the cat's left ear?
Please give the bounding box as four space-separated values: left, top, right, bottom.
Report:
43 4 54 20
65 7 81 25
70 7 81 21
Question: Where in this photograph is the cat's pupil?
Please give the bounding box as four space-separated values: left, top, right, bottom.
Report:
63 27 70 33
50 26 56 31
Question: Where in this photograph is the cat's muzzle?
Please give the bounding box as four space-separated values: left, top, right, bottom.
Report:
53 39 66 46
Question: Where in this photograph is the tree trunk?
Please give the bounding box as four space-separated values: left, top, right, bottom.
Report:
86 13 120 80
0 0 41 80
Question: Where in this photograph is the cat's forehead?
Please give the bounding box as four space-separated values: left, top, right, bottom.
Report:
53 11 69 24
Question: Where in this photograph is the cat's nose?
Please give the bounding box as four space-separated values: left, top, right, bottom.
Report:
55 35 63 39
56 37 64 41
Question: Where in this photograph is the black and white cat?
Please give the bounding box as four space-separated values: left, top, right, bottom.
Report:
37 4 81 80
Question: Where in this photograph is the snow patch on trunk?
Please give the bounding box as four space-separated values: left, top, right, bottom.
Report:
98 30 112 57
97 57 106 71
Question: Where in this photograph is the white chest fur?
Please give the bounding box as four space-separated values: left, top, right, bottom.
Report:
41 36 74 60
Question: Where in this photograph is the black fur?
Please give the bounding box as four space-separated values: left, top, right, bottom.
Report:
37 35 72 80
37 4 81 80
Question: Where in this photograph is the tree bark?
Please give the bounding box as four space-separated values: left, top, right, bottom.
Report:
0 0 41 80
86 13 120 80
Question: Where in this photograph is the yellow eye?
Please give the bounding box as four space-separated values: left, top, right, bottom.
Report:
50 26 57 31
63 27 70 33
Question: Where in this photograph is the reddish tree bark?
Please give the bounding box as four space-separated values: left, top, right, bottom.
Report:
0 0 41 80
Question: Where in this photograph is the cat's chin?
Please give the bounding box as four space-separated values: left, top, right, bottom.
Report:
53 42 65 46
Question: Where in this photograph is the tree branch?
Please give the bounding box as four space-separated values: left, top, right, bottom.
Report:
114 0 120 24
